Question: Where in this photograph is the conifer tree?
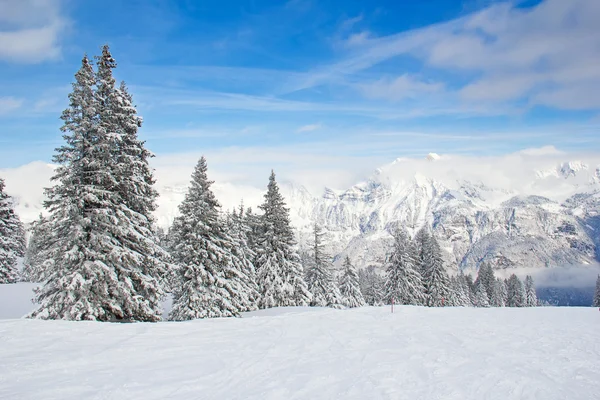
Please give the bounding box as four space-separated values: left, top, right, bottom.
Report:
255 171 311 308
226 203 259 309
524 275 537 307
474 262 496 300
593 275 600 307
339 256 365 308
506 274 526 307
29 51 165 321
450 275 471 306
169 157 257 320
421 234 451 306
359 266 384 306
474 283 490 307
384 229 425 305
305 224 344 308
490 278 507 307
0 178 26 283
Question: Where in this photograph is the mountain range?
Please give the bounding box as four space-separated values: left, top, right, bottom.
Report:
2 147 600 276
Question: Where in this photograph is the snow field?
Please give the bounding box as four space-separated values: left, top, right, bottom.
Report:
1 305 599 399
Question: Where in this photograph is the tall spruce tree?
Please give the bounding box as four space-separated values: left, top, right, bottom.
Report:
421 234 451 306
255 171 311 308
339 256 365 308
0 178 26 283
384 229 425 305
524 275 537 307
169 157 257 320
593 275 600 307
506 274 526 307
29 50 165 321
305 224 344 308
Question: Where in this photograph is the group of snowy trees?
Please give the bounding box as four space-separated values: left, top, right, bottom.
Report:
165 158 367 319
357 229 539 308
0 46 552 322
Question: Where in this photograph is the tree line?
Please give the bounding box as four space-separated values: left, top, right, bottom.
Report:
1 46 591 322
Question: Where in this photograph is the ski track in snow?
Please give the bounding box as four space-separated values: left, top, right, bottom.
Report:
0 304 599 399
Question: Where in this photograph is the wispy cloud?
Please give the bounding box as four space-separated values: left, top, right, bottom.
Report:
0 97 23 115
297 123 322 132
0 0 68 63
295 0 600 111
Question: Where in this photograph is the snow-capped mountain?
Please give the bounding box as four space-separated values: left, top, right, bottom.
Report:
2 148 599 273
284 151 600 273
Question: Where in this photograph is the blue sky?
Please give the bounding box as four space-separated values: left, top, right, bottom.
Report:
1 0 600 170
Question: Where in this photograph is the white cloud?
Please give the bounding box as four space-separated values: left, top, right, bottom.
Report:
0 0 67 63
303 0 600 111
0 97 23 115
297 123 322 132
360 74 444 101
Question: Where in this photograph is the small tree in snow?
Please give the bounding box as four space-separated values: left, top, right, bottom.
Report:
524 275 537 307
0 178 26 283
339 256 365 308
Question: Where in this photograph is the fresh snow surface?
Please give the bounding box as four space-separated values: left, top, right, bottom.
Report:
1 305 599 399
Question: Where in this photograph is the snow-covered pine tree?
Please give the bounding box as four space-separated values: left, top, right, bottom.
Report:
506 274 526 307
455 272 473 306
490 278 506 307
0 178 26 283
450 275 471 306
169 157 257 320
384 229 425 305
421 234 451 306
339 256 365 308
474 283 490 307
593 275 600 307
474 262 496 300
226 203 259 310
359 265 384 306
22 214 52 282
29 51 165 321
95 46 170 290
305 224 344 308
255 171 311 308
524 275 537 307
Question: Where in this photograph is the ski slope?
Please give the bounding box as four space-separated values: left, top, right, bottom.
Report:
1 302 598 400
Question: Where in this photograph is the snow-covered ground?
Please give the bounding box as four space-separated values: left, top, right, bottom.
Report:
0 289 598 400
